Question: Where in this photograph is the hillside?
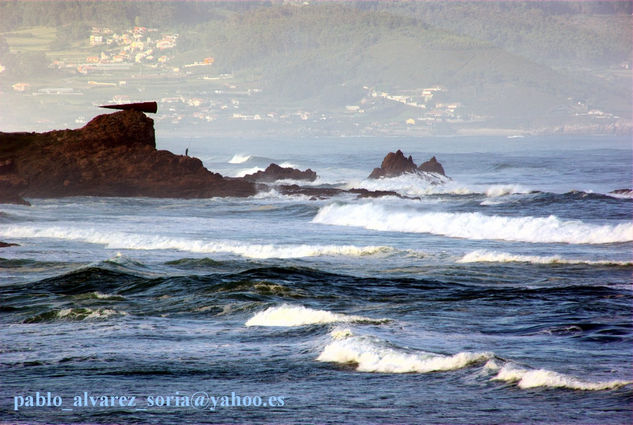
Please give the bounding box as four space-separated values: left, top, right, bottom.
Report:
0 1 630 136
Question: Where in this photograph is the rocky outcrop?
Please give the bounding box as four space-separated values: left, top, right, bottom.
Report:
0 241 19 248
0 161 30 205
0 111 444 203
0 110 256 201
368 150 447 179
417 156 446 176
368 150 417 179
243 163 317 183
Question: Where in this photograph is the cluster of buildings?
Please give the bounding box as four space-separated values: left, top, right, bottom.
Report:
152 87 314 126
84 26 179 69
344 86 469 126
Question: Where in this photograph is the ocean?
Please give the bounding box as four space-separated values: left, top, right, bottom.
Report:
1 135 632 424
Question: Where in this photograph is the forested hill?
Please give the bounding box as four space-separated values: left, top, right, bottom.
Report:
369 1 632 68
2 0 630 68
0 1 630 135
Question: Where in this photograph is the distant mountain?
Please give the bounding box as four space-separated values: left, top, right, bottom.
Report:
174 3 631 123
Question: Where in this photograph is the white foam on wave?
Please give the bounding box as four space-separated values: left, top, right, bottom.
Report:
233 166 264 177
351 174 464 197
351 175 532 199
228 154 252 164
317 332 631 387
251 188 314 201
278 161 298 169
245 305 387 327
0 225 394 259
317 328 492 373
458 250 632 266
484 184 530 197
607 190 633 199
489 362 631 391
312 202 633 244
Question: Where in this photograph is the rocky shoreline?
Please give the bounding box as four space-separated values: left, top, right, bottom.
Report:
0 109 421 204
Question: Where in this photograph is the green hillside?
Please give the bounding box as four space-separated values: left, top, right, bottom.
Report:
0 1 630 135
173 4 629 118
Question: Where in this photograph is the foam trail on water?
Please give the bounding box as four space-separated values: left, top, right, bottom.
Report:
317 328 492 373
458 250 632 266
489 362 632 391
228 154 252 164
312 202 633 244
0 225 394 259
351 174 464 197
245 305 388 327
24 308 128 323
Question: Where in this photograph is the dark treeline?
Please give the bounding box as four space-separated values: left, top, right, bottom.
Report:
361 1 632 67
355 1 633 15
1 0 630 32
0 1 266 31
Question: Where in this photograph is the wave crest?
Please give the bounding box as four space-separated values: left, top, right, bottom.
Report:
228 154 252 164
458 250 632 266
245 304 388 327
317 329 492 373
0 225 394 259
490 362 631 391
312 202 633 244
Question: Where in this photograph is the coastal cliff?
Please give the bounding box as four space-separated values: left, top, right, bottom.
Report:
0 110 434 204
0 110 256 202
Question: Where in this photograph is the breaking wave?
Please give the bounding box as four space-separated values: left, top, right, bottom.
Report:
351 174 464 197
312 202 633 244
487 360 631 391
484 184 530 197
233 166 265 178
316 330 632 388
278 161 298 169
245 305 388 327
317 328 492 373
228 154 252 164
458 250 632 266
0 225 393 259
608 190 633 199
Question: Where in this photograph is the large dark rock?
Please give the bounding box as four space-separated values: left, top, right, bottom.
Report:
243 163 317 183
0 160 30 205
0 110 256 200
417 156 446 176
368 150 417 179
368 150 447 179
0 241 19 248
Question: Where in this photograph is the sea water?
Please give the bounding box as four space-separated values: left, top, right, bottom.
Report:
1 135 631 424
